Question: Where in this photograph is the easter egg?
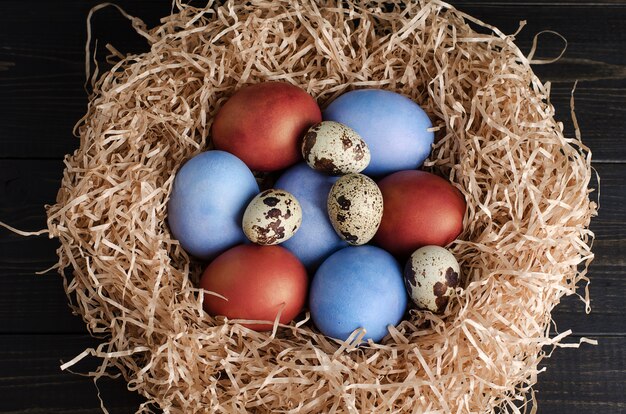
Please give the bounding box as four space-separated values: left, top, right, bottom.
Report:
309 246 407 343
167 150 259 260
242 189 302 245
323 89 434 176
374 170 466 258
212 82 322 171
275 163 347 269
327 174 383 245
200 244 308 331
301 121 370 175
404 245 461 313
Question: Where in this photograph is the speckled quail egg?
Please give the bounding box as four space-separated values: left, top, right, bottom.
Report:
404 245 461 313
302 121 370 175
242 189 302 245
327 173 383 245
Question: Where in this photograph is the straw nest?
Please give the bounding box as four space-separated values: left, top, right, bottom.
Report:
45 1 596 412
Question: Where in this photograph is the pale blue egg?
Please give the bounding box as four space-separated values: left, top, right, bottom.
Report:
309 246 407 343
275 163 347 269
167 150 259 260
323 89 434 176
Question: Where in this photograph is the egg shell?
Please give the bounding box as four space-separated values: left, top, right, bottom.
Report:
327 173 383 245
200 244 308 331
323 89 434 176
374 170 466 258
404 245 461 313
167 150 259 260
275 163 347 269
242 189 302 245
211 82 322 171
301 121 370 175
309 245 407 343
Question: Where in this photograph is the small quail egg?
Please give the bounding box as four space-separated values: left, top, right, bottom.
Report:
242 189 302 245
327 173 383 245
302 121 370 175
404 245 461 313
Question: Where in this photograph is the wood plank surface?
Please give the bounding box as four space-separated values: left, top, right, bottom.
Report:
0 0 170 160
536 336 626 414
0 0 624 413
0 335 146 413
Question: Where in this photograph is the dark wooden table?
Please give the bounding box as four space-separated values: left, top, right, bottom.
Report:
1 1 624 413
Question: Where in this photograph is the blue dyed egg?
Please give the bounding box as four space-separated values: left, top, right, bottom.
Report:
167 150 259 260
309 246 407 343
275 163 347 269
323 89 434 176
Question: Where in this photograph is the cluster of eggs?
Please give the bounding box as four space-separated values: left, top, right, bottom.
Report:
167 82 466 342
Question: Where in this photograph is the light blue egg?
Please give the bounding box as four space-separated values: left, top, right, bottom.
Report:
167 150 259 260
309 246 407 343
275 163 347 269
323 89 434 176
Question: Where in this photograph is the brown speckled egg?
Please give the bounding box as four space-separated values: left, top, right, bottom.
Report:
242 189 302 245
327 173 383 245
404 245 461 313
302 121 370 175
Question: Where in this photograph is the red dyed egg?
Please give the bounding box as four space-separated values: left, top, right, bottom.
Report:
200 244 308 331
211 82 322 171
374 170 466 258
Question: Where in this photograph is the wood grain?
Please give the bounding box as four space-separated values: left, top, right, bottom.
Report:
0 335 146 413
0 1 170 160
536 336 626 414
